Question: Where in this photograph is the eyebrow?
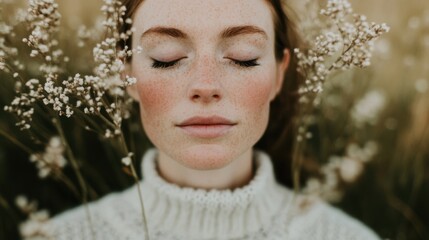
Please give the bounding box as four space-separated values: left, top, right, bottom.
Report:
141 27 188 39
221 25 268 40
140 25 268 40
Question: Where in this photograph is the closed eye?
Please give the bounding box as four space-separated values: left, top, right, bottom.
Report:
151 58 185 69
151 58 259 69
232 59 260 68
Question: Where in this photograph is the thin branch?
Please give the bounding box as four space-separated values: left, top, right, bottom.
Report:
0 128 33 154
118 133 150 239
51 117 96 240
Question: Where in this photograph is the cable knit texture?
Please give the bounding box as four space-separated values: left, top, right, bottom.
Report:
39 149 380 240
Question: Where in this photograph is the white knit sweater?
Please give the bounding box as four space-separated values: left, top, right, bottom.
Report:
39 149 380 240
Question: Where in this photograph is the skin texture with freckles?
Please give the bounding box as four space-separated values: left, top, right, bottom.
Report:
128 0 290 189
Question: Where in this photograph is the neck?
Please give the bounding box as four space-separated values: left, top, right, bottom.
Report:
157 150 254 190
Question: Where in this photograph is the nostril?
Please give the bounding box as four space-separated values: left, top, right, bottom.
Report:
190 90 221 102
192 94 201 100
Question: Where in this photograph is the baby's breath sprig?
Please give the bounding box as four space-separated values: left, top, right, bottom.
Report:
302 141 379 202
295 0 390 97
15 195 52 240
70 0 136 136
23 0 63 74
3 0 136 133
0 1 22 74
0 21 18 73
293 0 389 192
3 0 67 130
29 136 66 179
1 0 149 237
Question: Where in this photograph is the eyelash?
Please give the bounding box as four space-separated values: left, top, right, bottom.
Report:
151 59 180 69
151 59 260 69
234 59 260 67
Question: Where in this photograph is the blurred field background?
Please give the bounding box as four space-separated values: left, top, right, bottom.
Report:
0 0 428 239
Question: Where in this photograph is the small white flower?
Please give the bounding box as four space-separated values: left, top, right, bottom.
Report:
351 90 386 127
38 44 49 53
15 195 29 211
121 156 131 166
30 50 39 57
339 157 363 183
18 207 51 239
27 137 67 179
303 178 322 195
121 152 134 166
15 195 38 214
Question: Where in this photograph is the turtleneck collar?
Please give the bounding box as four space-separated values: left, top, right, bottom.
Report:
139 149 293 239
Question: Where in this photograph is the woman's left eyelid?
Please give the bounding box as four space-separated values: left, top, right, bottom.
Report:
226 56 259 62
150 54 186 60
224 51 261 61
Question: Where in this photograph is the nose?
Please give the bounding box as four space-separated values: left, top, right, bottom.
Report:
187 57 223 104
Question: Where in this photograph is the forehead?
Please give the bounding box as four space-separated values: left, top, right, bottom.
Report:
133 0 275 39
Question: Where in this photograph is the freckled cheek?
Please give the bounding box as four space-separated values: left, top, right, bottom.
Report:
135 79 176 122
237 75 274 113
232 73 275 139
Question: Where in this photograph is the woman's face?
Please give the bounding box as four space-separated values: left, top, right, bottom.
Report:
129 0 289 170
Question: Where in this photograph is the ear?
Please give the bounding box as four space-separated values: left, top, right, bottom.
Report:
271 48 290 101
122 63 140 102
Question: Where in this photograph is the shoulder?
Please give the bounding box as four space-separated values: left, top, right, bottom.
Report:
35 185 141 240
287 196 380 240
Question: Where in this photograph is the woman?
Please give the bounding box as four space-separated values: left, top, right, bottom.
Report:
40 0 380 239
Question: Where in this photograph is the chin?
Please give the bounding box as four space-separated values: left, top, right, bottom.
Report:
175 144 237 170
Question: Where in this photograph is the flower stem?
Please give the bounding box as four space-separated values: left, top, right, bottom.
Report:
0 193 21 221
51 117 96 240
0 128 33 154
292 132 305 194
118 133 150 239
53 171 81 201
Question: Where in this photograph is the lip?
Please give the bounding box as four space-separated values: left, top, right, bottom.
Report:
176 116 237 138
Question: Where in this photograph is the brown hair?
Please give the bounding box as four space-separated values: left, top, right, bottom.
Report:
120 0 301 187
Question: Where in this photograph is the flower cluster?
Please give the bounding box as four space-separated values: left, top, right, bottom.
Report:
3 0 67 129
1 1 149 233
303 141 378 202
2 0 136 136
3 92 37 130
23 0 64 75
338 141 378 181
15 195 52 239
29 136 67 178
351 90 386 127
1 1 145 231
0 0 144 199
77 24 102 48
295 0 390 95
319 0 352 21
0 1 20 73
293 0 389 196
